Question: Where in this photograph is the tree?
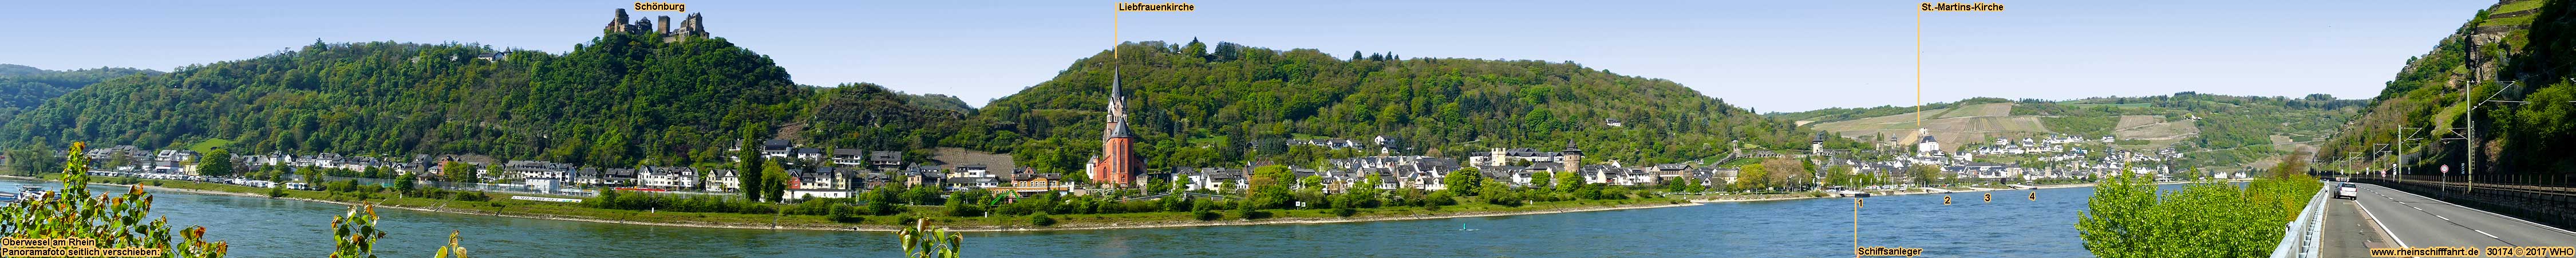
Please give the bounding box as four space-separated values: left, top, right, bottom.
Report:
761 159 788 202
1554 170 1586 196
441 161 479 183
1249 165 1294 209
1735 163 1770 191
1184 38 1208 61
1907 165 1942 186
197 148 234 177
1443 167 1483 196
739 139 768 202
397 172 420 193
1763 158 1809 190
1528 169 1555 190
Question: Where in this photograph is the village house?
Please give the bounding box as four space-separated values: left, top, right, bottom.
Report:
704 169 741 192
870 151 906 171
638 166 698 190
760 139 794 158
830 148 867 166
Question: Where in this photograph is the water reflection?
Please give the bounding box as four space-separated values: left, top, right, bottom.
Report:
3 179 2168 257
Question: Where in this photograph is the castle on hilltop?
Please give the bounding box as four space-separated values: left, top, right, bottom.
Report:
605 9 710 42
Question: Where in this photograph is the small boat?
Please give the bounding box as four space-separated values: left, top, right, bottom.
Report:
1459 224 1477 231
1834 190 1871 198
0 186 46 203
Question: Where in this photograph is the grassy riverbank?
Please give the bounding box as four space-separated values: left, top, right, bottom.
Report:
12 174 1698 232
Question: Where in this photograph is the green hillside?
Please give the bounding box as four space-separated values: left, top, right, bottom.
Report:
0 33 965 167
2325 0 2576 175
1775 93 2363 170
977 40 1828 172
0 65 160 125
0 36 1831 178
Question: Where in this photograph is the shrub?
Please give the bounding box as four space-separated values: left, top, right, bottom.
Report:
736 204 777 214
1484 192 1525 207
1192 209 1222 221
827 206 866 223
1331 207 1358 217
786 198 849 216
1029 213 1058 226
1424 191 1459 206
268 186 288 198
454 191 491 202
1235 206 1270 220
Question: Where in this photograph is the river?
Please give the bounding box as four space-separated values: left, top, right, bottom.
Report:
2 178 2171 257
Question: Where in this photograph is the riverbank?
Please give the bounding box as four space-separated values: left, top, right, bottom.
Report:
1681 181 2150 203
1 175 1702 232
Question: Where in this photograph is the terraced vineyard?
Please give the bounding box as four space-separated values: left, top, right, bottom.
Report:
1775 94 2364 170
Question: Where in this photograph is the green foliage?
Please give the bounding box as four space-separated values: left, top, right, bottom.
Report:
330 205 387 258
0 143 228 258
983 41 1814 170
0 34 966 170
1028 213 1057 226
738 139 767 202
0 65 159 126
1249 165 1294 209
898 219 964 258
1442 167 1484 196
199 148 235 177
1191 209 1222 221
759 160 788 202
590 190 777 214
1735 163 1770 191
2077 153 2320 257
2038 116 2116 136
943 190 993 217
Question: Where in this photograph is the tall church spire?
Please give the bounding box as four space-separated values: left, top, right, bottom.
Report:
1104 68 1135 139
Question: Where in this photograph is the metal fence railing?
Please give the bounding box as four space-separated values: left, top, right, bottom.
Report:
2270 183 2330 258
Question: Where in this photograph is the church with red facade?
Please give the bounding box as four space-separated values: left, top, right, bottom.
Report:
1087 70 1144 188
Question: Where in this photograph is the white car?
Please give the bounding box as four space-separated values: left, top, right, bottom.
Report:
2334 183 2358 200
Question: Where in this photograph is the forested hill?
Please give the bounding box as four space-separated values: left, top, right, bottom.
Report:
0 32 965 168
2324 0 2576 174
0 65 160 124
977 40 1826 171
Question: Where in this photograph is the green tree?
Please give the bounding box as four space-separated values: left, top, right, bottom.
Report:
1735 163 1769 191
1443 167 1483 196
1529 170 1555 190
397 173 420 193
1907 165 1941 186
441 161 479 183
739 139 768 202
1249 165 1294 209
197 148 234 177
761 159 788 202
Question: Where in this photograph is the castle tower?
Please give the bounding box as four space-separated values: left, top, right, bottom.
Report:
1090 69 1143 187
1560 140 1582 172
607 9 632 33
657 15 671 34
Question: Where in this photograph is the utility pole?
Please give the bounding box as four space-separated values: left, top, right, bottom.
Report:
2400 127 2423 183
2464 37 2477 194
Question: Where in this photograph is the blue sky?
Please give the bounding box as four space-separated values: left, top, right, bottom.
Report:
1 1 2498 112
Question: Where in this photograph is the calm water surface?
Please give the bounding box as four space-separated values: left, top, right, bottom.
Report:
3 179 2178 257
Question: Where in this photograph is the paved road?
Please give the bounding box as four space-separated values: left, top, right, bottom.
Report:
2321 193 2391 258
2345 182 2576 250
